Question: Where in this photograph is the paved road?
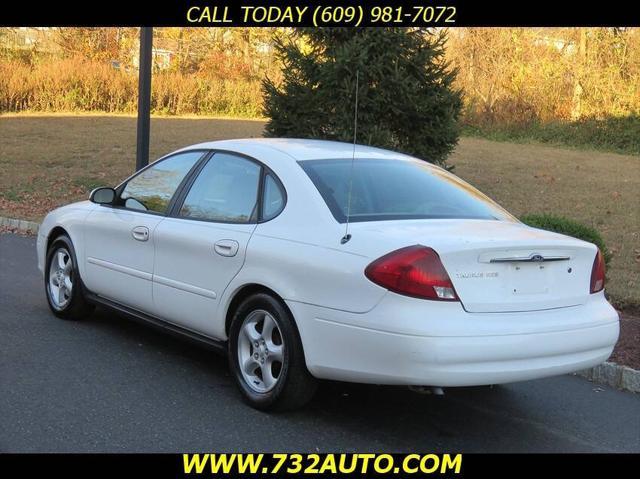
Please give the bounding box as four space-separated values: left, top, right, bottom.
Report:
1 233 639 453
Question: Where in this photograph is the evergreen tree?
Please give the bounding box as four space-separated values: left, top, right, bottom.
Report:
263 28 462 165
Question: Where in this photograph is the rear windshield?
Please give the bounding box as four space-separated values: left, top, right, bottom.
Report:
299 158 515 223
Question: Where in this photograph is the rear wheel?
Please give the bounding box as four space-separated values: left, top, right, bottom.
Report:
228 293 317 411
45 234 94 320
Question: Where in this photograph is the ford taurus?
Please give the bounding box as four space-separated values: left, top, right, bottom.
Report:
37 139 619 410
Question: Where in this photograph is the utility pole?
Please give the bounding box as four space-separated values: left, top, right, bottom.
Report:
136 27 153 171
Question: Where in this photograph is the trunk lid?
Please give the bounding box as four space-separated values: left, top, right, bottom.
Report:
351 219 597 313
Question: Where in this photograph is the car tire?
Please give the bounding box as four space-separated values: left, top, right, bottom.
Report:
45 234 94 320
228 293 317 411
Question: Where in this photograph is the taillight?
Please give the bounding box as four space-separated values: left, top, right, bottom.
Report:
365 245 459 301
590 249 606 293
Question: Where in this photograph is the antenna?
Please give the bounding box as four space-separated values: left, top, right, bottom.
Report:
341 69 359 245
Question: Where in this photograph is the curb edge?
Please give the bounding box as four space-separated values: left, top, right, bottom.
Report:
576 361 640 393
0 215 40 234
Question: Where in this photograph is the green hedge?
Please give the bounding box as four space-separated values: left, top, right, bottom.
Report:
462 116 640 156
521 214 611 265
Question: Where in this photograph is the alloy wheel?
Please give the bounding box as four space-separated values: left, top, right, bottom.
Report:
48 247 73 310
237 309 285 393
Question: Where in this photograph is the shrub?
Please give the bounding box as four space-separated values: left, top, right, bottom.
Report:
521 214 611 265
263 28 462 166
0 57 263 118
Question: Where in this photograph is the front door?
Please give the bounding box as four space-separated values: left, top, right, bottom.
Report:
82 150 204 312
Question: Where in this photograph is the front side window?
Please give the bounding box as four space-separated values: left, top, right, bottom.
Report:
179 153 261 223
300 158 516 223
120 151 203 214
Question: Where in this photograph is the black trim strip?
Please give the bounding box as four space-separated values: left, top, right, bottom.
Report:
254 164 267 223
165 150 215 215
166 150 215 218
85 292 227 355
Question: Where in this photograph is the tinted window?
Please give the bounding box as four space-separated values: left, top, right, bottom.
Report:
120 151 202 214
261 174 285 221
179 153 261 223
300 158 515 223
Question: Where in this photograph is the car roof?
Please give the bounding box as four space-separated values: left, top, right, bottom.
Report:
179 138 418 162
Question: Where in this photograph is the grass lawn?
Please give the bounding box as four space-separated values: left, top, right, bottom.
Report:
1 113 638 308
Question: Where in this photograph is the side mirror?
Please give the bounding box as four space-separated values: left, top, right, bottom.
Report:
89 187 116 205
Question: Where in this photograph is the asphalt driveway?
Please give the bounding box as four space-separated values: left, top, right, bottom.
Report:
1 233 639 452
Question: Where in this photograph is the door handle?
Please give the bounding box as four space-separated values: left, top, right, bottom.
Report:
131 226 150 242
214 239 239 257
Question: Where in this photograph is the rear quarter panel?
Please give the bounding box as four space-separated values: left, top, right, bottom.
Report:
230 231 386 313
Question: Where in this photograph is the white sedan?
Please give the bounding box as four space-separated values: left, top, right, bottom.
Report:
37 139 619 410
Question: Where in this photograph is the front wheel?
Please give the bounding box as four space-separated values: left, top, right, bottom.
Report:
45 234 94 320
228 293 317 411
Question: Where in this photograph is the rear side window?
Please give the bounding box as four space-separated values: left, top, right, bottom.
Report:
261 174 285 221
120 151 203 214
299 158 515 223
179 152 261 223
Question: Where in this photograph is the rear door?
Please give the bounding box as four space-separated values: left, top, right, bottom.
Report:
150 152 263 338
82 150 204 312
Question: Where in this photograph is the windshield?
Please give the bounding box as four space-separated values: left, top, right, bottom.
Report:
299 158 516 223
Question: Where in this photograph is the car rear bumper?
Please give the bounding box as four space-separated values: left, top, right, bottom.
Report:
287 292 619 386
